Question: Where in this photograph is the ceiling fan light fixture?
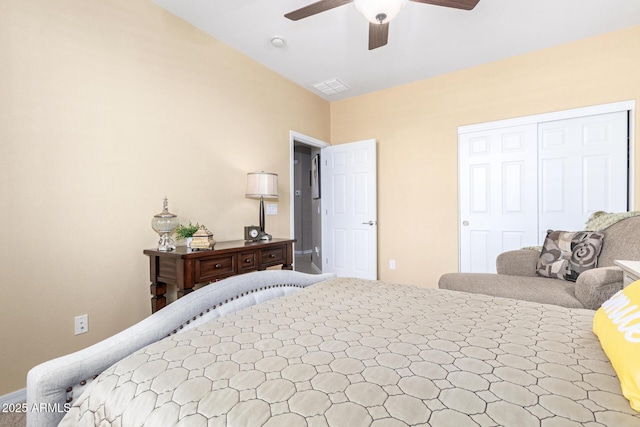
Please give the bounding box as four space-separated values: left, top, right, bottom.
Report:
354 0 409 24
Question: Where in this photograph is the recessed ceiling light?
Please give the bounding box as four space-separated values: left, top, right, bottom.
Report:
270 36 286 48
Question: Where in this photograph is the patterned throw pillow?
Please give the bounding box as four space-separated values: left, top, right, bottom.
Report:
536 230 605 281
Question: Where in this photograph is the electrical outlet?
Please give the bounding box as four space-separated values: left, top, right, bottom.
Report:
266 203 278 215
389 259 396 270
74 314 88 335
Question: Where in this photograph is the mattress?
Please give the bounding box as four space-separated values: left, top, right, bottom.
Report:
58 277 640 426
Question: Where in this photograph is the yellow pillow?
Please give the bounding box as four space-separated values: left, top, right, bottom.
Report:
593 279 640 412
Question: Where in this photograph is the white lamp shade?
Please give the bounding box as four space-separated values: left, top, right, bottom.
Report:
246 172 278 199
354 0 409 24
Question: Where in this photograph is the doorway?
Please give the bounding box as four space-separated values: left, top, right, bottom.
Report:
289 131 379 279
293 143 321 273
290 131 329 274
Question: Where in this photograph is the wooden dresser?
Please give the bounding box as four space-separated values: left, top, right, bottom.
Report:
144 238 295 312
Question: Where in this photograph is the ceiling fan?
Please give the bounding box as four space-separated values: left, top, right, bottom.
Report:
285 0 479 50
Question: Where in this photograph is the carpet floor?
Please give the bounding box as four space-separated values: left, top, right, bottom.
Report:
294 253 321 274
0 412 26 427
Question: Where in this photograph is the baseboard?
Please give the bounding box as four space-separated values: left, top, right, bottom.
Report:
294 250 313 255
0 388 26 405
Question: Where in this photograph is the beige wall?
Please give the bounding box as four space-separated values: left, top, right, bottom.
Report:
0 0 329 395
331 25 640 288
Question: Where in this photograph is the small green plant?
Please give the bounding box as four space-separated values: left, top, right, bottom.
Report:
174 222 200 240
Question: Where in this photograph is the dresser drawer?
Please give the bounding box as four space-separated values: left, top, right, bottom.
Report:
195 255 237 282
260 245 286 267
238 251 257 273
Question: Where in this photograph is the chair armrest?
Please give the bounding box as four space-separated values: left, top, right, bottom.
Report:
574 266 624 310
496 249 540 277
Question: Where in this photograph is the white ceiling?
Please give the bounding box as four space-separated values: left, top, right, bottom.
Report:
150 0 640 101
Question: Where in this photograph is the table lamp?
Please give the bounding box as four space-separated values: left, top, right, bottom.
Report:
245 172 278 240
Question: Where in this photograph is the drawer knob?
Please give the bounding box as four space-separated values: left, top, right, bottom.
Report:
270 254 276 258
245 258 251 263
215 263 222 269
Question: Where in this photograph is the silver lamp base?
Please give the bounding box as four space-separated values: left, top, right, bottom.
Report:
258 231 272 241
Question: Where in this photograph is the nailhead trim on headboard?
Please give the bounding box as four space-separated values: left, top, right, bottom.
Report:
65 375 99 404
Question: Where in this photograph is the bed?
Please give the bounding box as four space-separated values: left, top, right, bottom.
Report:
27 270 640 426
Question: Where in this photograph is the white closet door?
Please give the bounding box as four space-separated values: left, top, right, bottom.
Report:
459 110 629 273
459 125 538 273
538 111 628 239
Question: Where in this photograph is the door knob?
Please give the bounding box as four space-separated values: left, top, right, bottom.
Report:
362 220 377 226
462 221 469 226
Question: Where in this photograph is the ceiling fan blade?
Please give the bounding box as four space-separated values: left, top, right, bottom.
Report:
369 22 389 50
285 0 353 21
410 0 479 10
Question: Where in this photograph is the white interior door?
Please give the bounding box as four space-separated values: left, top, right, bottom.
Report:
538 111 629 239
322 139 377 279
459 125 538 273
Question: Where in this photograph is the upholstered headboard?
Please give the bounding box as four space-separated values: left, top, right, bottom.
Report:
26 270 335 427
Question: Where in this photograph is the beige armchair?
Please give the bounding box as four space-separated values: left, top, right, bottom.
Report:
439 216 640 310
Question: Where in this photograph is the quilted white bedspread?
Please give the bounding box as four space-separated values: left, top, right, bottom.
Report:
59 277 640 426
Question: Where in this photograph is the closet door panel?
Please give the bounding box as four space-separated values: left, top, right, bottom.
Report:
540 158 567 214
459 125 538 273
538 111 628 235
583 155 611 212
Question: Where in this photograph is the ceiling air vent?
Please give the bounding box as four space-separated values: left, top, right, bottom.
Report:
312 78 350 96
